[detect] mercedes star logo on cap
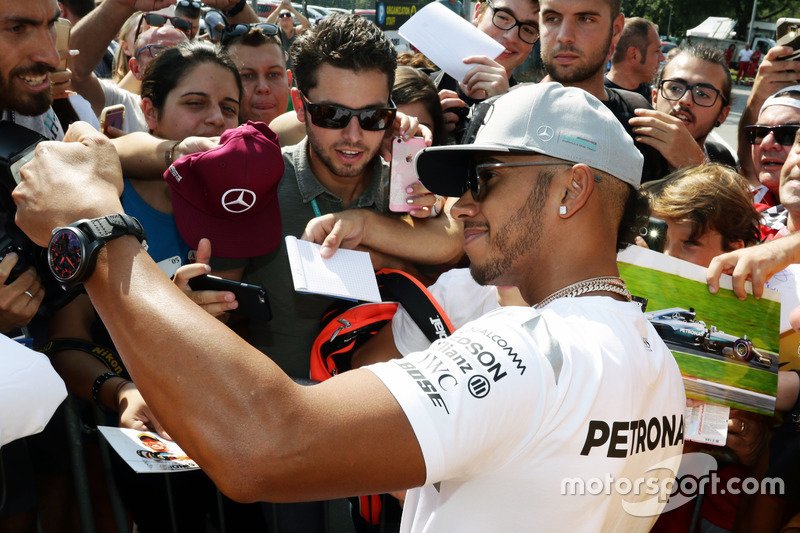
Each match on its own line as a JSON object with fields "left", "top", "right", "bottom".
{"left": 537, "top": 125, "right": 554, "bottom": 142}
{"left": 221, "top": 189, "right": 257, "bottom": 213}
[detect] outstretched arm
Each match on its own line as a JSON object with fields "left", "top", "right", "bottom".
{"left": 302, "top": 202, "right": 463, "bottom": 264}
{"left": 14, "top": 122, "right": 425, "bottom": 503}
{"left": 707, "top": 232, "right": 800, "bottom": 299}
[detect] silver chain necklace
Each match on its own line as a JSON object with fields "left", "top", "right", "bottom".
{"left": 534, "top": 276, "right": 632, "bottom": 309}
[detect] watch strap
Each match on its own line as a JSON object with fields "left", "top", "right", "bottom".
{"left": 75, "top": 214, "right": 146, "bottom": 244}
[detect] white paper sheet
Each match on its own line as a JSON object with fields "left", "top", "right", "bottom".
{"left": 399, "top": 2, "right": 505, "bottom": 83}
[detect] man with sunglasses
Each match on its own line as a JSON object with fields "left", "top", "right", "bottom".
{"left": 743, "top": 87, "right": 800, "bottom": 208}
{"left": 265, "top": 0, "right": 311, "bottom": 72}
{"left": 629, "top": 44, "right": 736, "bottom": 171}
{"left": 737, "top": 44, "right": 800, "bottom": 205}
{"left": 12, "top": 82, "right": 685, "bottom": 532}
{"left": 206, "top": 13, "right": 459, "bottom": 530}
{"left": 435, "top": 0, "right": 538, "bottom": 141}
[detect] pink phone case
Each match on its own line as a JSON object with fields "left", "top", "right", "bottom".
{"left": 389, "top": 137, "right": 426, "bottom": 212}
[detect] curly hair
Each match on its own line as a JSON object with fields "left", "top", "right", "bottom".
{"left": 643, "top": 164, "right": 761, "bottom": 250}
{"left": 290, "top": 13, "right": 396, "bottom": 95}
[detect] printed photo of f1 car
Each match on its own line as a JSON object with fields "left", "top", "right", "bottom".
{"left": 645, "top": 307, "right": 776, "bottom": 371}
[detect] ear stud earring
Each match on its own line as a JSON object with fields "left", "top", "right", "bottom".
{"left": 559, "top": 205, "right": 567, "bottom": 215}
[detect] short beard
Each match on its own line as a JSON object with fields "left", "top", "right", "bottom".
{"left": 306, "top": 128, "right": 378, "bottom": 179}
{"left": 0, "top": 64, "right": 55, "bottom": 116}
{"left": 542, "top": 30, "right": 613, "bottom": 85}
{"left": 469, "top": 173, "right": 551, "bottom": 285}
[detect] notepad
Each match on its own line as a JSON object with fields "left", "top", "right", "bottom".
{"left": 399, "top": 2, "right": 505, "bottom": 83}
{"left": 285, "top": 236, "right": 382, "bottom": 303}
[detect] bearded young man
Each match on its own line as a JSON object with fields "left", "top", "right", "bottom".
{"left": 15, "top": 82, "right": 684, "bottom": 531}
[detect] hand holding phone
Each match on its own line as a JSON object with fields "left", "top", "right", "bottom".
{"left": 55, "top": 18, "right": 71, "bottom": 72}
{"left": 389, "top": 137, "right": 427, "bottom": 212}
{"left": 777, "top": 18, "right": 800, "bottom": 61}
{"left": 99, "top": 105, "right": 126, "bottom": 136}
{"left": 188, "top": 274, "right": 272, "bottom": 321}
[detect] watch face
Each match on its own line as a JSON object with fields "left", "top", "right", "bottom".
{"left": 48, "top": 228, "right": 84, "bottom": 282}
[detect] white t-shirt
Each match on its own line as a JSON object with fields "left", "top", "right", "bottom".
{"left": 739, "top": 48, "right": 755, "bottom": 63}
{"left": 0, "top": 334, "right": 67, "bottom": 446}
{"left": 369, "top": 297, "right": 686, "bottom": 532}
{"left": 2, "top": 108, "right": 64, "bottom": 140}
{"left": 100, "top": 79, "right": 148, "bottom": 134}
{"left": 392, "top": 268, "right": 500, "bottom": 355}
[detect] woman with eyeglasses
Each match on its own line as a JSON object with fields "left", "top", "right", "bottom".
{"left": 265, "top": 0, "right": 312, "bottom": 71}
{"left": 47, "top": 40, "right": 268, "bottom": 532}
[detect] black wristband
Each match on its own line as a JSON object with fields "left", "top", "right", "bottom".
{"left": 91, "top": 372, "right": 119, "bottom": 406}
{"left": 225, "top": 0, "right": 247, "bottom": 17}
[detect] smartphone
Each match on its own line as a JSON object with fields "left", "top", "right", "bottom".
{"left": 639, "top": 217, "right": 668, "bottom": 253}
{"left": 389, "top": 137, "right": 427, "bottom": 212}
{"left": 188, "top": 274, "right": 272, "bottom": 321}
{"left": 777, "top": 18, "right": 800, "bottom": 61}
{"left": 99, "top": 104, "right": 126, "bottom": 136}
{"left": 55, "top": 18, "right": 71, "bottom": 71}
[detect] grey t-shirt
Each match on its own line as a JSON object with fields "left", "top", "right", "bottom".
{"left": 211, "top": 138, "right": 390, "bottom": 378}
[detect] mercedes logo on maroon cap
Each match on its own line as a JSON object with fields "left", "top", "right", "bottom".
{"left": 221, "top": 189, "right": 257, "bottom": 213}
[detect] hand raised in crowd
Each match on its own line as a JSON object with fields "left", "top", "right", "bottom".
{"left": 14, "top": 122, "right": 124, "bottom": 247}
{"left": 629, "top": 108, "right": 706, "bottom": 169}
{"left": 404, "top": 182, "right": 444, "bottom": 219}
{"left": 0, "top": 254, "right": 44, "bottom": 334}
{"left": 707, "top": 232, "right": 800, "bottom": 300}
{"left": 172, "top": 136, "right": 221, "bottom": 162}
{"left": 438, "top": 88, "right": 467, "bottom": 136}
{"left": 378, "top": 111, "right": 432, "bottom": 163}
{"left": 50, "top": 69, "right": 73, "bottom": 101}
{"left": 117, "top": 381, "right": 171, "bottom": 439}
{"left": 173, "top": 238, "right": 239, "bottom": 317}
{"left": 459, "top": 55, "right": 510, "bottom": 100}
{"left": 749, "top": 45, "right": 800, "bottom": 110}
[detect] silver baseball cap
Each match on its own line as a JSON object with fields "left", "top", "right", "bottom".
{"left": 415, "top": 82, "right": 643, "bottom": 197}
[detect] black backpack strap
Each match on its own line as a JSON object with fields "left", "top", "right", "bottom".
{"left": 376, "top": 269, "right": 455, "bottom": 342}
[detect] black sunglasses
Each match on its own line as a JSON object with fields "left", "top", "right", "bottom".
{"left": 466, "top": 161, "right": 572, "bottom": 200}
{"left": 299, "top": 92, "right": 397, "bottom": 131}
{"left": 278, "top": 12, "right": 293, "bottom": 18}
{"left": 745, "top": 124, "right": 800, "bottom": 146}
{"left": 135, "top": 13, "right": 193, "bottom": 42}
{"left": 176, "top": 0, "right": 202, "bottom": 9}
{"left": 204, "top": 10, "right": 278, "bottom": 43}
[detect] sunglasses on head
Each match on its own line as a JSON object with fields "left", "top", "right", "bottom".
{"left": 136, "top": 12, "right": 193, "bottom": 42}
{"left": 204, "top": 10, "right": 278, "bottom": 43}
{"left": 745, "top": 124, "right": 800, "bottom": 146}
{"left": 176, "top": 0, "right": 203, "bottom": 10}
{"left": 299, "top": 92, "right": 397, "bottom": 131}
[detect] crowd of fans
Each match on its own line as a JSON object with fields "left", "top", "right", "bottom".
{"left": 4, "top": 0, "right": 800, "bottom": 531}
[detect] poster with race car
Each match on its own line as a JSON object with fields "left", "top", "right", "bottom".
{"left": 617, "top": 246, "right": 780, "bottom": 417}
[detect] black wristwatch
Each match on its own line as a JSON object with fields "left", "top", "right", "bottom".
{"left": 224, "top": 0, "right": 247, "bottom": 17}
{"left": 48, "top": 214, "right": 146, "bottom": 287}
